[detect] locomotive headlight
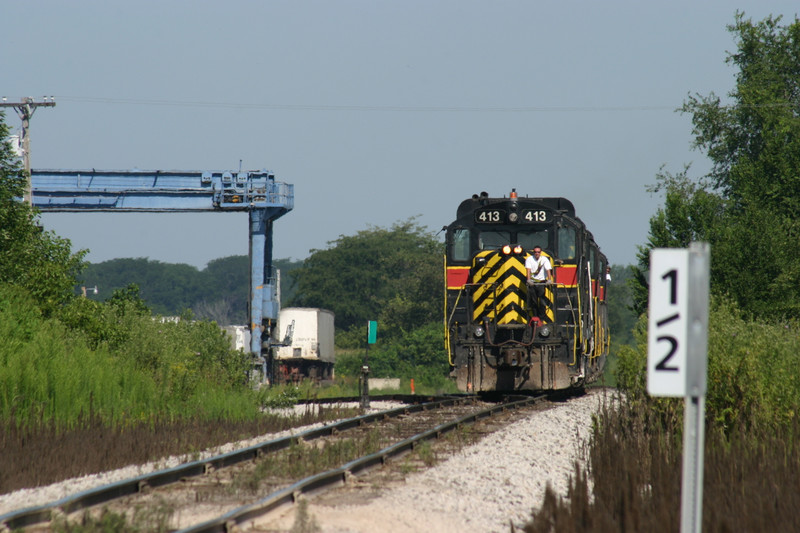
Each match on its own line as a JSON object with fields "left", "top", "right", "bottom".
{"left": 538, "top": 325, "right": 551, "bottom": 338}
{"left": 502, "top": 245, "right": 512, "bottom": 255}
{"left": 474, "top": 325, "right": 485, "bottom": 338}
{"left": 508, "top": 212, "right": 519, "bottom": 223}
{"left": 513, "top": 245, "right": 523, "bottom": 254}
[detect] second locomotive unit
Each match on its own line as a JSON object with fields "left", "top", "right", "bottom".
{"left": 444, "top": 190, "right": 609, "bottom": 393}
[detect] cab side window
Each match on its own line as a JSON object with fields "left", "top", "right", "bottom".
{"left": 558, "top": 226, "right": 576, "bottom": 261}
{"left": 451, "top": 228, "right": 471, "bottom": 262}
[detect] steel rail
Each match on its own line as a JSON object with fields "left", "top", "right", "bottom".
{"left": 178, "top": 395, "right": 544, "bottom": 533}
{"left": 0, "top": 396, "right": 466, "bottom": 531}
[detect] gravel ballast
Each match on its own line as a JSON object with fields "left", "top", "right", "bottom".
{"left": 1, "top": 391, "right": 611, "bottom": 532}
{"left": 266, "top": 389, "right": 611, "bottom": 532}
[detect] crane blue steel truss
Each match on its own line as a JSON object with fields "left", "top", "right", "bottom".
{"left": 31, "top": 168, "right": 294, "bottom": 382}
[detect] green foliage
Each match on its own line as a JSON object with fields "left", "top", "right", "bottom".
{"left": 256, "top": 384, "right": 302, "bottom": 409}
{"left": 711, "top": 207, "right": 800, "bottom": 318}
{"left": 684, "top": 13, "right": 800, "bottom": 217}
{"left": 632, "top": 14, "right": 800, "bottom": 321}
{"left": 106, "top": 283, "right": 151, "bottom": 316}
{"left": 56, "top": 295, "right": 126, "bottom": 350}
{"left": 630, "top": 168, "right": 726, "bottom": 315}
{"left": 334, "top": 351, "right": 365, "bottom": 380}
{"left": 613, "top": 315, "right": 649, "bottom": 402}
{"left": 334, "top": 322, "right": 450, "bottom": 389}
{"left": 287, "top": 219, "right": 443, "bottom": 335}
{"left": 0, "top": 112, "right": 86, "bottom": 316}
{"left": 704, "top": 299, "right": 800, "bottom": 430}
{"left": 615, "top": 297, "right": 800, "bottom": 431}
{"left": 0, "top": 284, "right": 155, "bottom": 426}
{"left": 606, "top": 264, "right": 637, "bottom": 346}
{"left": 80, "top": 255, "right": 304, "bottom": 325}
{"left": 0, "top": 282, "right": 260, "bottom": 428}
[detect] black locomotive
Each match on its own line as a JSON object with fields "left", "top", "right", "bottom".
{"left": 444, "top": 190, "right": 609, "bottom": 392}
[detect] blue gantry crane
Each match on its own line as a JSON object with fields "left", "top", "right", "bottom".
{"left": 31, "top": 168, "right": 294, "bottom": 382}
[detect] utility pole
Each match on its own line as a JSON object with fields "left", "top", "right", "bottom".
{"left": 1, "top": 96, "right": 56, "bottom": 204}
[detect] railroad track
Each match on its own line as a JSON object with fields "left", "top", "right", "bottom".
{"left": 0, "top": 393, "right": 547, "bottom": 532}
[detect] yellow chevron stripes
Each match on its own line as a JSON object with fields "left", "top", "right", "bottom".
{"left": 471, "top": 251, "right": 528, "bottom": 325}
{"left": 539, "top": 285, "right": 555, "bottom": 323}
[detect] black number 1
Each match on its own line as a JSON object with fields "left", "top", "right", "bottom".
{"left": 662, "top": 269, "right": 678, "bottom": 305}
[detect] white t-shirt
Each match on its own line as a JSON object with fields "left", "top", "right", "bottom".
{"left": 525, "top": 254, "right": 552, "bottom": 281}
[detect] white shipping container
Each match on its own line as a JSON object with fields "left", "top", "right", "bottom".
{"left": 276, "top": 308, "right": 335, "bottom": 363}
{"left": 223, "top": 325, "right": 251, "bottom": 352}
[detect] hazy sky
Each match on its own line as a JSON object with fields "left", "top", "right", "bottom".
{"left": 4, "top": 1, "right": 798, "bottom": 269}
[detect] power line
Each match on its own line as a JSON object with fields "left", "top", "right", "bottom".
{"left": 53, "top": 96, "right": 677, "bottom": 113}
{"left": 54, "top": 95, "right": 796, "bottom": 113}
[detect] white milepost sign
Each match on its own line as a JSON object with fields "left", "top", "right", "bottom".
{"left": 648, "top": 248, "right": 689, "bottom": 397}
{"left": 648, "top": 243, "right": 710, "bottom": 533}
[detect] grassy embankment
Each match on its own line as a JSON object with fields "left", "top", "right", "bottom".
{"left": 0, "top": 285, "right": 357, "bottom": 494}
{"left": 523, "top": 298, "right": 800, "bottom": 532}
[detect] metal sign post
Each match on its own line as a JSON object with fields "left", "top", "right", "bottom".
{"left": 648, "top": 242, "right": 710, "bottom": 533}
{"left": 361, "top": 321, "right": 377, "bottom": 409}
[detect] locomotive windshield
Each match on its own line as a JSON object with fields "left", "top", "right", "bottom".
{"left": 478, "top": 230, "right": 511, "bottom": 250}
{"left": 517, "top": 228, "right": 550, "bottom": 251}
{"left": 477, "top": 228, "right": 551, "bottom": 252}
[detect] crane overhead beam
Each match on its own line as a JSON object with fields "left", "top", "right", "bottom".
{"left": 30, "top": 168, "right": 294, "bottom": 383}
{"left": 31, "top": 169, "right": 293, "bottom": 212}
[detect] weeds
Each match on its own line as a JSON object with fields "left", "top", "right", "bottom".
{"left": 415, "top": 441, "right": 436, "bottom": 467}
{"left": 522, "top": 396, "right": 800, "bottom": 532}
{"left": 290, "top": 499, "right": 320, "bottom": 533}
{"left": 51, "top": 500, "right": 173, "bottom": 533}
{"left": 230, "top": 429, "right": 385, "bottom": 494}
{"left": 0, "top": 406, "right": 359, "bottom": 494}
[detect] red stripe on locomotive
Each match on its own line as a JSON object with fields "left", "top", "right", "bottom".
{"left": 446, "top": 267, "right": 470, "bottom": 289}
{"left": 554, "top": 265, "right": 577, "bottom": 286}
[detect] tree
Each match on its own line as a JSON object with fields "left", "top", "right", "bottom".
{"left": 633, "top": 13, "right": 800, "bottom": 319}
{"left": 683, "top": 13, "right": 800, "bottom": 218}
{"left": 606, "top": 264, "right": 637, "bottom": 346}
{"left": 631, "top": 168, "right": 726, "bottom": 315}
{"left": 0, "top": 112, "right": 86, "bottom": 314}
{"left": 80, "top": 255, "right": 304, "bottom": 325}
{"left": 80, "top": 258, "right": 200, "bottom": 316}
{"left": 288, "top": 219, "right": 443, "bottom": 335}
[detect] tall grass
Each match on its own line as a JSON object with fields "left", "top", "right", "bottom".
{"left": 0, "top": 284, "right": 262, "bottom": 430}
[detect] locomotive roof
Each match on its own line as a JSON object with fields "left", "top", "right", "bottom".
{"left": 456, "top": 195, "right": 576, "bottom": 220}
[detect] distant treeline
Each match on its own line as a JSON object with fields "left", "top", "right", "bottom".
{"left": 78, "top": 256, "right": 303, "bottom": 325}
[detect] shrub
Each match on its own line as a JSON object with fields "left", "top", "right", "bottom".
{"left": 614, "top": 297, "right": 800, "bottom": 431}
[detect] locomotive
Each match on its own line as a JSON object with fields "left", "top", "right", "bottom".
{"left": 444, "top": 190, "right": 609, "bottom": 393}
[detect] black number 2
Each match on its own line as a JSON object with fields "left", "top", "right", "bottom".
{"left": 655, "top": 335, "right": 679, "bottom": 371}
